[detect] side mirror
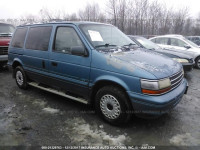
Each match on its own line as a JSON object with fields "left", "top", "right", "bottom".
{"left": 184, "top": 45, "right": 191, "bottom": 49}
{"left": 71, "top": 46, "right": 88, "bottom": 56}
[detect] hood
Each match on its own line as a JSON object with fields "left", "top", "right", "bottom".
{"left": 0, "top": 37, "right": 11, "bottom": 46}
{"left": 155, "top": 48, "right": 193, "bottom": 59}
{"left": 110, "top": 48, "right": 182, "bottom": 79}
{"left": 188, "top": 47, "right": 200, "bottom": 53}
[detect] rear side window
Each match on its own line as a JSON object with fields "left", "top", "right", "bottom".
{"left": 25, "top": 26, "right": 52, "bottom": 51}
{"left": 155, "top": 38, "right": 168, "bottom": 45}
{"left": 11, "top": 28, "right": 27, "bottom": 48}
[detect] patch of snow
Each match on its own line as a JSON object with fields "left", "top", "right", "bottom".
{"left": 32, "top": 100, "right": 47, "bottom": 107}
{"left": 130, "top": 61, "right": 164, "bottom": 72}
{"left": 99, "top": 125, "right": 104, "bottom": 129}
{"left": 170, "top": 133, "right": 200, "bottom": 146}
{"left": 65, "top": 117, "right": 127, "bottom": 146}
{"left": 15, "top": 91, "right": 22, "bottom": 95}
{"left": 43, "top": 107, "right": 60, "bottom": 114}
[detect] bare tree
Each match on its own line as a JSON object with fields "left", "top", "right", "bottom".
{"left": 118, "top": 0, "right": 127, "bottom": 32}
{"left": 39, "top": 7, "right": 63, "bottom": 22}
{"left": 3, "top": 0, "right": 200, "bottom": 36}
{"left": 107, "top": 0, "right": 119, "bottom": 26}
{"left": 78, "top": 3, "right": 100, "bottom": 21}
{"left": 171, "top": 7, "right": 189, "bottom": 34}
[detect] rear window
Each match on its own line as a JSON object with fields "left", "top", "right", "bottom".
{"left": 0, "top": 24, "right": 15, "bottom": 34}
{"left": 25, "top": 26, "right": 52, "bottom": 51}
{"left": 11, "top": 28, "right": 27, "bottom": 48}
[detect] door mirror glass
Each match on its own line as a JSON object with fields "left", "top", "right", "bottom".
{"left": 71, "top": 46, "right": 87, "bottom": 56}
{"left": 184, "top": 45, "right": 191, "bottom": 49}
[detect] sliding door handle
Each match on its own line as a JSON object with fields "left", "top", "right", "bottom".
{"left": 51, "top": 62, "right": 58, "bottom": 67}
{"left": 42, "top": 60, "right": 45, "bottom": 69}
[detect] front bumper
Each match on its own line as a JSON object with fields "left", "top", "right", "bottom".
{"left": 127, "top": 78, "right": 188, "bottom": 115}
{"left": 182, "top": 62, "right": 194, "bottom": 72}
{"left": 0, "top": 55, "right": 8, "bottom": 62}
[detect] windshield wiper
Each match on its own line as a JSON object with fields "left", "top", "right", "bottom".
{"left": 149, "top": 48, "right": 155, "bottom": 50}
{"left": 123, "top": 43, "right": 137, "bottom": 47}
{"left": 94, "top": 43, "right": 117, "bottom": 48}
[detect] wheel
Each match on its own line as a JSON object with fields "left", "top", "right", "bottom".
{"left": 195, "top": 56, "right": 200, "bottom": 69}
{"left": 14, "top": 66, "right": 28, "bottom": 89}
{"left": 95, "top": 86, "right": 132, "bottom": 125}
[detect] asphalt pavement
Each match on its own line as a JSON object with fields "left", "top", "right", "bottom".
{"left": 0, "top": 69, "right": 199, "bottom": 150}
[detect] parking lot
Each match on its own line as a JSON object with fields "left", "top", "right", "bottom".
{"left": 0, "top": 68, "right": 200, "bottom": 149}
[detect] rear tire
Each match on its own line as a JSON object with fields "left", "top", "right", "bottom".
{"left": 14, "top": 66, "right": 28, "bottom": 89}
{"left": 95, "top": 86, "right": 132, "bottom": 125}
{"left": 195, "top": 56, "right": 200, "bottom": 69}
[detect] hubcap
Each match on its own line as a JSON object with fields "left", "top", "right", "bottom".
{"left": 100, "top": 94, "right": 121, "bottom": 120}
{"left": 16, "top": 71, "right": 23, "bottom": 86}
{"left": 198, "top": 59, "right": 200, "bottom": 68}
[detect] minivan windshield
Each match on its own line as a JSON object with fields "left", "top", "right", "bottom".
{"left": 0, "top": 24, "right": 15, "bottom": 35}
{"left": 79, "top": 24, "right": 136, "bottom": 49}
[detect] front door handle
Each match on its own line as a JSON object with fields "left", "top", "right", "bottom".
{"left": 51, "top": 62, "right": 58, "bottom": 67}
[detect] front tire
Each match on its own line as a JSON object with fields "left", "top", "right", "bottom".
{"left": 15, "top": 66, "right": 28, "bottom": 89}
{"left": 195, "top": 56, "right": 200, "bottom": 69}
{"left": 95, "top": 86, "right": 132, "bottom": 125}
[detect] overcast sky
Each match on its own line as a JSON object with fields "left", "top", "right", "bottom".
{"left": 0, "top": 0, "right": 199, "bottom": 19}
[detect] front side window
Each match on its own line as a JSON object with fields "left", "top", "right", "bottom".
{"left": 11, "top": 27, "right": 27, "bottom": 48}
{"left": 170, "top": 38, "right": 186, "bottom": 47}
{"left": 53, "top": 27, "right": 84, "bottom": 54}
{"left": 25, "top": 26, "right": 52, "bottom": 51}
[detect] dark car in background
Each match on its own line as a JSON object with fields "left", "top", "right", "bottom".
{"left": 128, "top": 35, "right": 194, "bottom": 72}
{"left": 186, "top": 36, "right": 200, "bottom": 46}
{"left": 0, "top": 23, "right": 15, "bottom": 68}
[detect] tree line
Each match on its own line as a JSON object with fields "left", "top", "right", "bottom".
{"left": 3, "top": 0, "right": 200, "bottom": 36}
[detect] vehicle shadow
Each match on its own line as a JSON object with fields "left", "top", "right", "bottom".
{"left": 0, "top": 66, "right": 9, "bottom": 73}
{"left": 28, "top": 85, "right": 174, "bottom": 129}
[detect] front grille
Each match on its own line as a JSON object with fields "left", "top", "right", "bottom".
{"left": 170, "top": 70, "right": 184, "bottom": 90}
{"left": 0, "top": 47, "right": 8, "bottom": 55}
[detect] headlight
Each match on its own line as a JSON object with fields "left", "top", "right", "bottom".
{"left": 141, "top": 78, "right": 171, "bottom": 95}
{"left": 173, "top": 58, "right": 189, "bottom": 63}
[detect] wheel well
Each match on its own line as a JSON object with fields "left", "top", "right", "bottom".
{"left": 195, "top": 55, "right": 200, "bottom": 60}
{"left": 12, "top": 61, "right": 22, "bottom": 69}
{"left": 12, "top": 61, "right": 22, "bottom": 78}
{"left": 90, "top": 80, "right": 130, "bottom": 105}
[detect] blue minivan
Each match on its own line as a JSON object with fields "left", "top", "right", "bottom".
{"left": 8, "top": 22, "right": 188, "bottom": 125}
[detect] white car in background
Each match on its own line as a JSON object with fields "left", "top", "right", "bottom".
{"left": 150, "top": 35, "right": 200, "bottom": 69}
